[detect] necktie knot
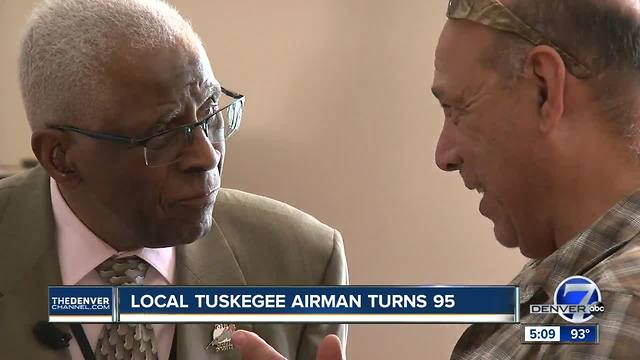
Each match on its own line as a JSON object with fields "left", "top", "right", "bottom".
{"left": 96, "top": 256, "right": 150, "bottom": 285}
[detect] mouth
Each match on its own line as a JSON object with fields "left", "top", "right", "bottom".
{"left": 460, "top": 171, "right": 484, "bottom": 195}
{"left": 174, "top": 187, "right": 220, "bottom": 207}
{"left": 463, "top": 179, "right": 485, "bottom": 195}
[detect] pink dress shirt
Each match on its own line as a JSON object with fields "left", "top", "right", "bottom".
{"left": 51, "top": 178, "right": 176, "bottom": 360}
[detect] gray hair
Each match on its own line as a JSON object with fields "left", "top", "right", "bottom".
{"left": 19, "top": 0, "right": 203, "bottom": 130}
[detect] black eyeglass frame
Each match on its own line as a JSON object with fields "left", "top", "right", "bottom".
{"left": 48, "top": 87, "right": 245, "bottom": 148}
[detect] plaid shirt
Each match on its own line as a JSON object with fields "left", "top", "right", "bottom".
{"left": 451, "top": 192, "right": 640, "bottom": 360}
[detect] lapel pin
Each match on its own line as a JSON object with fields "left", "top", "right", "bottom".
{"left": 205, "top": 324, "right": 236, "bottom": 352}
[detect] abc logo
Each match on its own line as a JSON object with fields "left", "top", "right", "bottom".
{"left": 554, "top": 276, "right": 602, "bottom": 323}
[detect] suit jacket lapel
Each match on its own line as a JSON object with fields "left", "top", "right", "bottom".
{"left": 175, "top": 217, "right": 252, "bottom": 359}
{"left": 0, "top": 167, "right": 69, "bottom": 359}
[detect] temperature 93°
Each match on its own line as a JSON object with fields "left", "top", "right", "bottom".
{"left": 571, "top": 328, "right": 591, "bottom": 340}
{"left": 433, "top": 294, "right": 456, "bottom": 309}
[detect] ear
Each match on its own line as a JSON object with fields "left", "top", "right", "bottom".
{"left": 31, "top": 129, "right": 81, "bottom": 186}
{"left": 523, "top": 45, "right": 567, "bottom": 133}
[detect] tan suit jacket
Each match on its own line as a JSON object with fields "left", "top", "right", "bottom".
{"left": 0, "top": 167, "right": 348, "bottom": 359}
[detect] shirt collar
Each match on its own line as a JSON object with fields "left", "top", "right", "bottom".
{"left": 512, "top": 190, "right": 640, "bottom": 303}
{"left": 51, "top": 178, "right": 174, "bottom": 285}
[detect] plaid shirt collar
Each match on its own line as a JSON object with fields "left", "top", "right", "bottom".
{"left": 511, "top": 191, "right": 640, "bottom": 304}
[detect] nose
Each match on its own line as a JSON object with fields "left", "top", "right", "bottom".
{"left": 435, "top": 121, "right": 462, "bottom": 171}
{"left": 179, "top": 126, "right": 222, "bottom": 173}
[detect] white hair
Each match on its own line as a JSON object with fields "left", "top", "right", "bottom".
{"left": 19, "top": 0, "right": 203, "bottom": 129}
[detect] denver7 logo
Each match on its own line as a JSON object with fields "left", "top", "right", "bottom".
{"left": 554, "top": 276, "right": 602, "bottom": 323}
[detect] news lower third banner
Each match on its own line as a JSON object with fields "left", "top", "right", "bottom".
{"left": 49, "top": 286, "right": 519, "bottom": 324}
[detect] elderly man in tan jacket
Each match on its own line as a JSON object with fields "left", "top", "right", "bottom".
{"left": 0, "top": 1, "right": 347, "bottom": 359}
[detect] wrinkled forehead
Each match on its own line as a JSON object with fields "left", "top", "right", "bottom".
{"left": 433, "top": 20, "right": 500, "bottom": 98}
{"left": 106, "top": 40, "right": 219, "bottom": 103}
{"left": 435, "top": 21, "right": 494, "bottom": 73}
{"left": 86, "top": 39, "right": 220, "bottom": 131}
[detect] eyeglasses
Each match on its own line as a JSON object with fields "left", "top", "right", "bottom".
{"left": 446, "top": 0, "right": 591, "bottom": 79}
{"left": 49, "top": 87, "right": 245, "bottom": 167}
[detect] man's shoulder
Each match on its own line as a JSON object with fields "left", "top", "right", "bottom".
{"left": 209, "top": 188, "right": 342, "bottom": 284}
{"left": 588, "top": 236, "right": 640, "bottom": 297}
{"left": 0, "top": 168, "right": 48, "bottom": 221}
{"left": 215, "top": 188, "right": 335, "bottom": 238}
{"left": 0, "top": 168, "right": 34, "bottom": 193}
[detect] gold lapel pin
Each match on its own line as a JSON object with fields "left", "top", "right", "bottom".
{"left": 205, "top": 324, "right": 236, "bottom": 352}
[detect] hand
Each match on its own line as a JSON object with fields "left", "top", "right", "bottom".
{"left": 232, "top": 330, "right": 343, "bottom": 360}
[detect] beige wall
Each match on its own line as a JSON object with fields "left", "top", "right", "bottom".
{"left": 0, "top": 1, "right": 527, "bottom": 358}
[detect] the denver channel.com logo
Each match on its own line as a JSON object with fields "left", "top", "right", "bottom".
{"left": 530, "top": 275, "right": 605, "bottom": 323}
